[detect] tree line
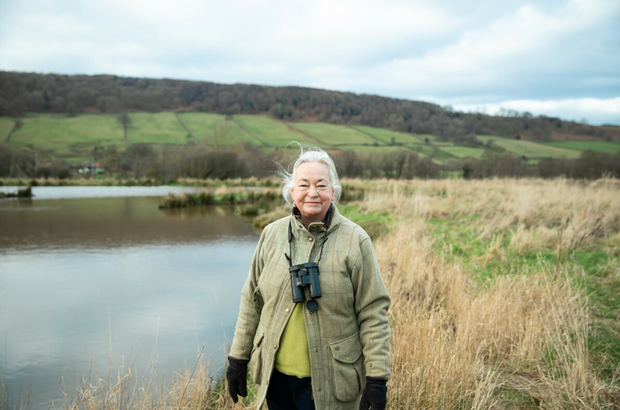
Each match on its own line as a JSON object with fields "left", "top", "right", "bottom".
{"left": 1, "top": 141, "right": 618, "bottom": 181}
{"left": 0, "top": 71, "right": 614, "bottom": 144}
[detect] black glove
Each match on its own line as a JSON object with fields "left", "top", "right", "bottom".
{"left": 226, "top": 356, "right": 249, "bottom": 403}
{"left": 359, "top": 376, "right": 388, "bottom": 410}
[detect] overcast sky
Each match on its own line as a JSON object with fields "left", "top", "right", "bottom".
{"left": 1, "top": 0, "right": 619, "bottom": 125}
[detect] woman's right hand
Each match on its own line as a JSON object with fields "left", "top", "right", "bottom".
{"left": 226, "top": 356, "right": 250, "bottom": 403}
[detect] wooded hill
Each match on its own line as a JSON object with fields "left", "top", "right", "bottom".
{"left": 1, "top": 70, "right": 617, "bottom": 145}
{"left": 1, "top": 71, "right": 619, "bottom": 181}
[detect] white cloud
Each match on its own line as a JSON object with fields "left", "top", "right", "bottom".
{"left": 326, "top": 0, "right": 620, "bottom": 98}
{"left": 454, "top": 97, "right": 620, "bottom": 125}
{"left": 0, "top": 0, "right": 619, "bottom": 124}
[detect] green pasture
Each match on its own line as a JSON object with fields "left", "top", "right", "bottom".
{"left": 442, "top": 146, "right": 485, "bottom": 159}
{"left": 126, "top": 112, "right": 187, "bottom": 145}
{"left": 418, "top": 144, "right": 458, "bottom": 162}
{"left": 351, "top": 125, "right": 428, "bottom": 145}
{"left": 178, "top": 113, "right": 252, "bottom": 145}
{"left": 177, "top": 112, "right": 227, "bottom": 138}
{"left": 540, "top": 140, "right": 620, "bottom": 153}
{"left": 234, "top": 115, "right": 313, "bottom": 147}
{"left": 8, "top": 114, "right": 124, "bottom": 159}
{"left": 338, "top": 144, "right": 415, "bottom": 154}
{"left": 2, "top": 113, "right": 613, "bottom": 166}
{"left": 1, "top": 116, "right": 15, "bottom": 140}
{"left": 288, "top": 122, "right": 377, "bottom": 147}
{"left": 477, "top": 135, "right": 581, "bottom": 159}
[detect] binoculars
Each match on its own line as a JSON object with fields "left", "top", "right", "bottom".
{"left": 289, "top": 262, "right": 322, "bottom": 304}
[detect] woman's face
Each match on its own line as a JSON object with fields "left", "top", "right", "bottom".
{"left": 290, "top": 161, "right": 335, "bottom": 226}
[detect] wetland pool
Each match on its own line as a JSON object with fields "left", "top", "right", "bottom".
{"left": 0, "top": 186, "right": 260, "bottom": 408}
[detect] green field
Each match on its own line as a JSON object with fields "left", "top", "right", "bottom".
{"left": 234, "top": 115, "right": 313, "bottom": 147}
{"left": 351, "top": 125, "right": 428, "bottom": 145}
{"left": 1, "top": 112, "right": 613, "bottom": 166}
{"left": 126, "top": 112, "right": 187, "bottom": 145}
{"left": 1, "top": 116, "right": 15, "bottom": 140}
{"left": 477, "top": 135, "right": 581, "bottom": 159}
{"left": 8, "top": 114, "right": 124, "bottom": 159}
{"left": 442, "top": 146, "right": 485, "bottom": 159}
{"left": 343, "top": 144, "right": 422, "bottom": 154}
{"left": 178, "top": 113, "right": 252, "bottom": 145}
{"left": 289, "top": 122, "right": 377, "bottom": 147}
{"left": 540, "top": 140, "right": 620, "bottom": 153}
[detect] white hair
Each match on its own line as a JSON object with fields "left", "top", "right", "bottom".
{"left": 279, "top": 144, "right": 342, "bottom": 205}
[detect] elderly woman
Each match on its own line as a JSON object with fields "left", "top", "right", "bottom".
{"left": 227, "top": 146, "right": 391, "bottom": 410}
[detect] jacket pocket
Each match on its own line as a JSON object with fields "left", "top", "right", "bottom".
{"left": 249, "top": 332, "right": 264, "bottom": 385}
{"left": 330, "top": 332, "right": 364, "bottom": 403}
{"left": 252, "top": 286, "right": 264, "bottom": 309}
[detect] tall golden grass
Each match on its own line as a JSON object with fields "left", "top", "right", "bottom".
{"left": 367, "top": 178, "right": 619, "bottom": 409}
{"left": 359, "top": 178, "right": 620, "bottom": 257}
{"left": 378, "top": 223, "right": 609, "bottom": 408}
{"left": 4, "top": 178, "right": 617, "bottom": 409}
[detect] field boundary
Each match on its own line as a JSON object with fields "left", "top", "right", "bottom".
{"left": 284, "top": 122, "right": 340, "bottom": 150}
{"left": 174, "top": 112, "right": 194, "bottom": 139}
{"left": 231, "top": 117, "right": 270, "bottom": 147}
{"left": 348, "top": 125, "right": 388, "bottom": 145}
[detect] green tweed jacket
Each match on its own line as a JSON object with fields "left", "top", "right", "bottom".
{"left": 230, "top": 205, "right": 391, "bottom": 410}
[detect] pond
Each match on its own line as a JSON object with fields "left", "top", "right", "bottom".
{"left": 0, "top": 186, "right": 261, "bottom": 408}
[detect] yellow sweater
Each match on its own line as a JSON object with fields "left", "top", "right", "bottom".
{"left": 275, "top": 302, "right": 311, "bottom": 377}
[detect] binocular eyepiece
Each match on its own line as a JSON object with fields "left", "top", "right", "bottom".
{"left": 289, "top": 262, "right": 321, "bottom": 304}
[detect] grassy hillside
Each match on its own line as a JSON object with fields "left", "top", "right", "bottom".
{"left": 179, "top": 112, "right": 253, "bottom": 145}
{"left": 0, "top": 116, "right": 14, "bottom": 139}
{"left": 8, "top": 114, "right": 125, "bottom": 160}
{"left": 232, "top": 115, "right": 309, "bottom": 147}
{"left": 3, "top": 111, "right": 618, "bottom": 166}
{"left": 540, "top": 140, "right": 620, "bottom": 153}
{"left": 125, "top": 112, "right": 187, "bottom": 145}
{"left": 477, "top": 135, "right": 582, "bottom": 159}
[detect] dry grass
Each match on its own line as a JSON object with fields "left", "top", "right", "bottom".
{"left": 363, "top": 177, "right": 620, "bottom": 409}
{"left": 377, "top": 223, "right": 613, "bottom": 409}
{"left": 62, "top": 178, "right": 620, "bottom": 409}
{"left": 358, "top": 178, "right": 620, "bottom": 256}
{"left": 50, "top": 353, "right": 254, "bottom": 410}
{"left": 4, "top": 177, "right": 618, "bottom": 410}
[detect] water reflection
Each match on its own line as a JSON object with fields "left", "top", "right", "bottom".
{"left": 0, "top": 185, "right": 203, "bottom": 200}
{"left": 0, "top": 189, "right": 261, "bottom": 408}
{"left": 0, "top": 196, "right": 254, "bottom": 251}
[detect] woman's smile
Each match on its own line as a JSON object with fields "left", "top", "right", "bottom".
{"left": 290, "top": 162, "right": 334, "bottom": 226}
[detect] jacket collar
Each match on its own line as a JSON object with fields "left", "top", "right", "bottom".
{"left": 291, "top": 203, "right": 340, "bottom": 236}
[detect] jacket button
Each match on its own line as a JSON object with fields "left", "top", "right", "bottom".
{"left": 285, "top": 308, "right": 290, "bottom": 313}
{"left": 273, "top": 344, "right": 277, "bottom": 349}
{"left": 334, "top": 346, "right": 340, "bottom": 351}
{"left": 308, "top": 237, "right": 314, "bottom": 242}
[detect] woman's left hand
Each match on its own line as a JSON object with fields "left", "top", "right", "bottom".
{"left": 359, "top": 376, "right": 387, "bottom": 410}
